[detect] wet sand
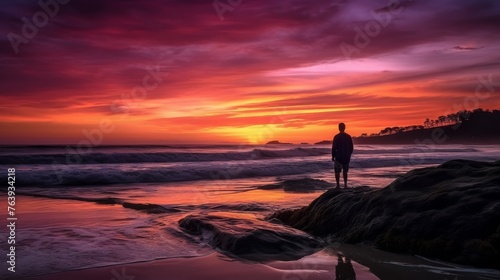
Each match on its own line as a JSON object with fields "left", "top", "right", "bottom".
{"left": 7, "top": 160, "right": 500, "bottom": 279}
{"left": 30, "top": 251, "right": 379, "bottom": 280}
{"left": 28, "top": 245, "right": 500, "bottom": 280}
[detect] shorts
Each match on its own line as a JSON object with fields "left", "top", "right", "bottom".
{"left": 334, "top": 159, "right": 349, "bottom": 173}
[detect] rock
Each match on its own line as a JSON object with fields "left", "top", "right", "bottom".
{"left": 122, "top": 202, "right": 181, "bottom": 214}
{"left": 257, "top": 178, "right": 334, "bottom": 192}
{"left": 179, "top": 214, "right": 322, "bottom": 261}
{"left": 270, "top": 160, "right": 500, "bottom": 269}
{"left": 266, "top": 140, "right": 292, "bottom": 145}
{"left": 314, "top": 140, "right": 332, "bottom": 145}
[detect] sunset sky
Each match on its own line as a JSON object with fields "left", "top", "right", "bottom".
{"left": 1, "top": 0, "right": 500, "bottom": 144}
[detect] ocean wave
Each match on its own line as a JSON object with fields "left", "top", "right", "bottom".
{"left": 15, "top": 192, "right": 185, "bottom": 213}
{"left": 14, "top": 156, "right": 461, "bottom": 187}
{"left": 1, "top": 147, "right": 331, "bottom": 165}
{"left": 354, "top": 146, "right": 480, "bottom": 154}
{"left": 1, "top": 146, "right": 480, "bottom": 166}
{"left": 200, "top": 203, "right": 270, "bottom": 212}
{"left": 16, "top": 160, "right": 331, "bottom": 187}
{"left": 16, "top": 190, "right": 272, "bottom": 214}
{"left": 15, "top": 192, "right": 124, "bottom": 204}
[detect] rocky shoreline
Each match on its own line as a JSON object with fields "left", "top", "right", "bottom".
{"left": 270, "top": 160, "right": 500, "bottom": 269}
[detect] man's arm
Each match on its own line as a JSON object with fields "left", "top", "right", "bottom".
{"left": 332, "top": 135, "right": 337, "bottom": 161}
{"left": 349, "top": 136, "right": 354, "bottom": 154}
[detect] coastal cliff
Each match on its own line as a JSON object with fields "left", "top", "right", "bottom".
{"left": 270, "top": 160, "right": 500, "bottom": 269}
{"left": 353, "top": 109, "right": 500, "bottom": 144}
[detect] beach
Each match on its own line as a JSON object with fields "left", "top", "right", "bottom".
{"left": 3, "top": 0, "right": 500, "bottom": 278}
{"left": 30, "top": 251, "right": 379, "bottom": 280}
{"left": 2, "top": 144, "right": 500, "bottom": 279}
{"left": 29, "top": 247, "right": 500, "bottom": 280}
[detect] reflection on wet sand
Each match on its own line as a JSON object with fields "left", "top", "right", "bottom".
{"left": 335, "top": 254, "right": 357, "bottom": 280}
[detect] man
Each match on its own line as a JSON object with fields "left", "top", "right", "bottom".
{"left": 332, "top": 122, "right": 354, "bottom": 188}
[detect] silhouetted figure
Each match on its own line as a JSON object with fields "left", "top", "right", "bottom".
{"left": 335, "top": 254, "right": 345, "bottom": 280}
{"left": 332, "top": 123, "right": 354, "bottom": 188}
{"left": 335, "top": 255, "right": 356, "bottom": 280}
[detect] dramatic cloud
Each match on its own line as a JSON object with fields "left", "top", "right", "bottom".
{"left": 1, "top": 0, "right": 499, "bottom": 144}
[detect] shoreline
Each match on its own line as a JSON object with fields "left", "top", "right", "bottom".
{"left": 25, "top": 246, "right": 500, "bottom": 280}
{"left": 24, "top": 249, "right": 383, "bottom": 280}
{"left": 3, "top": 156, "right": 500, "bottom": 278}
{"left": 27, "top": 252, "right": 338, "bottom": 280}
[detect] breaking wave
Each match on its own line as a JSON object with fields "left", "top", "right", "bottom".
{"left": 0, "top": 147, "right": 329, "bottom": 165}
{"left": 16, "top": 156, "right": 456, "bottom": 187}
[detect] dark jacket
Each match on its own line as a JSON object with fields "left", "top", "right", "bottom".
{"left": 332, "top": 132, "right": 353, "bottom": 164}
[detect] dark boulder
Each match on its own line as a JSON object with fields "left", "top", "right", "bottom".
{"left": 270, "top": 160, "right": 500, "bottom": 269}
{"left": 179, "top": 214, "right": 322, "bottom": 261}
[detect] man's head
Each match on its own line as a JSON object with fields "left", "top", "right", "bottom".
{"left": 339, "top": 122, "right": 346, "bottom": 132}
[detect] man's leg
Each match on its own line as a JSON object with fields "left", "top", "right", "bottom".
{"left": 334, "top": 160, "right": 341, "bottom": 188}
{"left": 343, "top": 169, "right": 348, "bottom": 188}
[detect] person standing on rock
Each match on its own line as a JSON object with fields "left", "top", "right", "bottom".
{"left": 332, "top": 122, "right": 354, "bottom": 188}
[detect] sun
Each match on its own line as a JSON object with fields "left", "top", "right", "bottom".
{"left": 204, "top": 124, "right": 282, "bottom": 144}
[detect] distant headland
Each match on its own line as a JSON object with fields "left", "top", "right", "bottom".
{"left": 268, "top": 109, "right": 499, "bottom": 146}
{"left": 309, "top": 109, "right": 500, "bottom": 145}
{"left": 266, "top": 140, "right": 293, "bottom": 145}
{"left": 353, "top": 109, "right": 500, "bottom": 145}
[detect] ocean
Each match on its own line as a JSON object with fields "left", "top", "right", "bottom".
{"left": 1, "top": 144, "right": 500, "bottom": 278}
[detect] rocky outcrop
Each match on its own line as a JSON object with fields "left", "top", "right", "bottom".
{"left": 266, "top": 140, "right": 292, "bottom": 145}
{"left": 179, "top": 214, "right": 322, "bottom": 261}
{"left": 257, "top": 178, "right": 334, "bottom": 192}
{"left": 270, "top": 160, "right": 500, "bottom": 269}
